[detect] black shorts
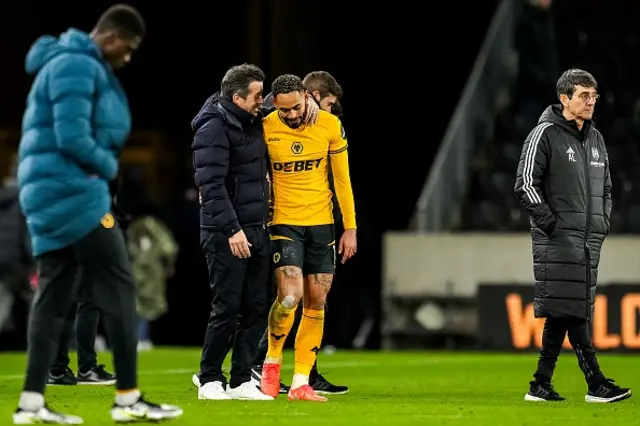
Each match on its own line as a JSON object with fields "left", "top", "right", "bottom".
{"left": 269, "top": 224, "right": 336, "bottom": 274}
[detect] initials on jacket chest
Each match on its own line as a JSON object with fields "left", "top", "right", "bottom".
{"left": 548, "top": 129, "right": 606, "bottom": 195}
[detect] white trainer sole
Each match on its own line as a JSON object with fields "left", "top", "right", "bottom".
{"left": 585, "top": 390, "right": 632, "bottom": 403}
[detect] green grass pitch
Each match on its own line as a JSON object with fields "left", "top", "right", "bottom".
{"left": 0, "top": 348, "right": 637, "bottom": 425}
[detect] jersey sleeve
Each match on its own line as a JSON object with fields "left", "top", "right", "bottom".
{"left": 328, "top": 118, "right": 348, "bottom": 154}
{"left": 328, "top": 118, "right": 356, "bottom": 229}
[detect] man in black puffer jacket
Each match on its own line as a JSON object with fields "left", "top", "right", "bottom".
{"left": 515, "top": 68, "right": 631, "bottom": 403}
{"left": 190, "top": 67, "right": 322, "bottom": 399}
{"left": 191, "top": 64, "right": 273, "bottom": 400}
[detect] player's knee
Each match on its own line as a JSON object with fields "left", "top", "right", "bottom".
{"left": 306, "top": 289, "right": 328, "bottom": 309}
{"left": 279, "top": 294, "right": 300, "bottom": 309}
{"left": 304, "top": 273, "right": 332, "bottom": 309}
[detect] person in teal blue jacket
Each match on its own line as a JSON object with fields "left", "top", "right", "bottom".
{"left": 19, "top": 29, "right": 127, "bottom": 256}
{"left": 13, "top": 4, "right": 183, "bottom": 425}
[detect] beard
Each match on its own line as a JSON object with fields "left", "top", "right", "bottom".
{"left": 284, "top": 117, "right": 303, "bottom": 128}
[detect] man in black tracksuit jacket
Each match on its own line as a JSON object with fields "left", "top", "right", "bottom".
{"left": 192, "top": 64, "right": 273, "bottom": 399}
{"left": 515, "top": 69, "right": 631, "bottom": 403}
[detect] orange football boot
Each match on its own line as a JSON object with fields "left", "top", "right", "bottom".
{"left": 288, "top": 384, "right": 328, "bottom": 402}
{"left": 260, "top": 363, "right": 281, "bottom": 398}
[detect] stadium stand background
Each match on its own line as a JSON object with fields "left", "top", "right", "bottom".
{"left": 386, "top": 0, "right": 640, "bottom": 351}
{"left": 462, "top": 0, "right": 640, "bottom": 233}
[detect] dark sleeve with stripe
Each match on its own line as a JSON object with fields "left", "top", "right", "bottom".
{"left": 603, "top": 145, "right": 612, "bottom": 225}
{"left": 514, "top": 123, "right": 553, "bottom": 217}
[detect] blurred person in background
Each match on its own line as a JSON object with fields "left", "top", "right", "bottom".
{"left": 46, "top": 285, "right": 116, "bottom": 386}
{"left": 251, "top": 71, "right": 350, "bottom": 396}
{"left": 13, "top": 4, "right": 182, "bottom": 424}
{"left": 0, "top": 154, "right": 34, "bottom": 337}
{"left": 514, "top": 69, "right": 631, "bottom": 403}
{"left": 47, "top": 179, "right": 127, "bottom": 386}
{"left": 126, "top": 206, "right": 178, "bottom": 352}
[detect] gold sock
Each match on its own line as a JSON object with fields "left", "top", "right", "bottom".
{"left": 293, "top": 308, "right": 325, "bottom": 377}
{"left": 265, "top": 299, "right": 297, "bottom": 362}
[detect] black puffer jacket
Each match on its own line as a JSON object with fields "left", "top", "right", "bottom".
{"left": 514, "top": 105, "right": 611, "bottom": 320}
{"left": 192, "top": 93, "right": 268, "bottom": 236}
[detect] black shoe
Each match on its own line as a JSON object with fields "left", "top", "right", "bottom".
{"left": 310, "top": 371, "right": 349, "bottom": 395}
{"left": 47, "top": 367, "right": 77, "bottom": 386}
{"left": 78, "top": 364, "right": 117, "bottom": 385}
{"left": 251, "top": 366, "right": 289, "bottom": 394}
{"left": 586, "top": 378, "right": 632, "bottom": 403}
{"left": 525, "top": 380, "right": 565, "bottom": 402}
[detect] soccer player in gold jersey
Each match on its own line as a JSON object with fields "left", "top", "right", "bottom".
{"left": 260, "top": 74, "right": 357, "bottom": 402}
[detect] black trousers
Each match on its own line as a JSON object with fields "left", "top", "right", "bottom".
{"left": 534, "top": 316, "right": 605, "bottom": 386}
{"left": 199, "top": 226, "right": 271, "bottom": 388}
{"left": 51, "top": 274, "right": 100, "bottom": 375}
{"left": 23, "top": 220, "right": 137, "bottom": 394}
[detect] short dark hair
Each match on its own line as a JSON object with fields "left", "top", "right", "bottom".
{"left": 556, "top": 68, "right": 598, "bottom": 99}
{"left": 95, "top": 4, "right": 145, "bottom": 39}
{"left": 271, "top": 74, "right": 304, "bottom": 97}
{"left": 220, "top": 63, "right": 265, "bottom": 100}
{"left": 303, "top": 71, "right": 343, "bottom": 99}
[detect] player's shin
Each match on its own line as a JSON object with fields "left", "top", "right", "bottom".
{"left": 265, "top": 297, "right": 298, "bottom": 363}
{"left": 292, "top": 308, "right": 325, "bottom": 389}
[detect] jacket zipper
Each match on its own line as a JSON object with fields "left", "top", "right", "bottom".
{"left": 582, "top": 133, "right": 591, "bottom": 322}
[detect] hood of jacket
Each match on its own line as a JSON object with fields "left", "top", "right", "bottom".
{"left": 25, "top": 28, "right": 102, "bottom": 75}
{"left": 539, "top": 104, "right": 594, "bottom": 140}
{"left": 191, "top": 92, "right": 258, "bottom": 132}
{"left": 191, "top": 92, "right": 222, "bottom": 132}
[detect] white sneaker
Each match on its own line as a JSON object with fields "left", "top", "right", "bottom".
{"left": 13, "top": 406, "right": 83, "bottom": 424}
{"left": 226, "top": 381, "right": 274, "bottom": 400}
{"left": 110, "top": 395, "right": 182, "bottom": 422}
{"left": 94, "top": 336, "right": 108, "bottom": 352}
{"left": 137, "top": 340, "right": 154, "bottom": 352}
{"left": 192, "top": 373, "right": 201, "bottom": 388}
{"left": 249, "top": 374, "right": 261, "bottom": 390}
{"left": 198, "top": 381, "right": 231, "bottom": 400}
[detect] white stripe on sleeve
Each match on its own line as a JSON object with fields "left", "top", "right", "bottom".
{"left": 522, "top": 123, "right": 553, "bottom": 204}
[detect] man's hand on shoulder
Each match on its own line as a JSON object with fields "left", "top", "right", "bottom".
{"left": 229, "top": 229, "right": 252, "bottom": 258}
{"left": 303, "top": 94, "right": 319, "bottom": 125}
{"left": 338, "top": 228, "right": 357, "bottom": 264}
